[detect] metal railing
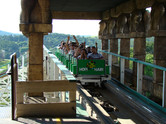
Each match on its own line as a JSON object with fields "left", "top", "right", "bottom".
{"left": 99, "top": 49, "right": 166, "bottom": 108}
{"left": 0, "top": 53, "right": 28, "bottom": 108}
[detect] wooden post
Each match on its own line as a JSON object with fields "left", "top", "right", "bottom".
{"left": 120, "top": 38, "right": 130, "bottom": 68}
{"left": 20, "top": 25, "right": 52, "bottom": 97}
{"left": 110, "top": 38, "right": 118, "bottom": 64}
{"left": 102, "top": 39, "right": 108, "bottom": 63}
{"left": 20, "top": 0, "right": 52, "bottom": 96}
{"left": 28, "top": 33, "right": 43, "bottom": 80}
{"left": 133, "top": 38, "right": 146, "bottom": 87}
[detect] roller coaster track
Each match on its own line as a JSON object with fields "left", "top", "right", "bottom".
{"left": 104, "top": 79, "right": 166, "bottom": 123}
{"left": 80, "top": 79, "right": 166, "bottom": 124}
{"left": 44, "top": 46, "right": 166, "bottom": 123}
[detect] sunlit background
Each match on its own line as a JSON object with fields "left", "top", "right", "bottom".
{"left": 0, "top": 0, "right": 100, "bottom": 36}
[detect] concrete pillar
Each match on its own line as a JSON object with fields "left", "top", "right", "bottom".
{"left": 133, "top": 38, "right": 146, "bottom": 87}
{"left": 20, "top": 24, "right": 52, "bottom": 82}
{"left": 20, "top": 0, "right": 52, "bottom": 97}
{"left": 20, "top": 24, "right": 52, "bottom": 97}
{"left": 110, "top": 38, "right": 119, "bottom": 79}
{"left": 153, "top": 37, "right": 166, "bottom": 99}
{"left": 27, "top": 33, "right": 44, "bottom": 97}
{"left": 102, "top": 39, "right": 108, "bottom": 63}
{"left": 151, "top": 3, "right": 166, "bottom": 101}
{"left": 110, "top": 38, "right": 118, "bottom": 64}
{"left": 29, "top": 33, "right": 44, "bottom": 80}
{"left": 120, "top": 38, "right": 130, "bottom": 68}
{"left": 154, "top": 39, "right": 166, "bottom": 82}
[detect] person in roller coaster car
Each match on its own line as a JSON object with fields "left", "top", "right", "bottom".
{"left": 77, "top": 48, "right": 88, "bottom": 59}
{"left": 87, "top": 43, "right": 103, "bottom": 60}
{"left": 77, "top": 42, "right": 88, "bottom": 60}
{"left": 86, "top": 46, "right": 91, "bottom": 54}
{"left": 68, "top": 42, "right": 76, "bottom": 56}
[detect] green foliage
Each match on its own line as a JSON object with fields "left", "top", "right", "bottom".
{"left": 129, "top": 39, "right": 154, "bottom": 77}
{"left": 0, "top": 59, "right": 10, "bottom": 65}
{"left": 145, "top": 53, "right": 154, "bottom": 64}
{"left": 146, "top": 40, "right": 154, "bottom": 54}
{"left": 0, "top": 33, "right": 101, "bottom": 59}
{"left": 0, "top": 35, "right": 28, "bottom": 59}
{"left": 0, "top": 59, "right": 10, "bottom": 73}
{"left": 144, "top": 40, "right": 154, "bottom": 77}
{"left": 19, "top": 47, "right": 28, "bottom": 54}
{"left": 144, "top": 53, "right": 154, "bottom": 77}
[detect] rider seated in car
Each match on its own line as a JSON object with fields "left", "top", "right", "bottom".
{"left": 87, "top": 46, "right": 103, "bottom": 59}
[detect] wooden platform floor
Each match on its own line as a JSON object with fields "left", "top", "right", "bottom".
{"left": 0, "top": 117, "right": 100, "bottom": 124}
{"left": 0, "top": 107, "right": 11, "bottom": 119}
{"left": 0, "top": 101, "right": 100, "bottom": 124}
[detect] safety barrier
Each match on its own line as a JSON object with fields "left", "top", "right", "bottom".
{"left": 15, "top": 80, "right": 76, "bottom": 118}
{"left": 12, "top": 46, "right": 77, "bottom": 118}
{"left": 99, "top": 50, "right": 166, "bottom": 108}
{"left": 0, "top": 53, "right": 27, "bottom": 108}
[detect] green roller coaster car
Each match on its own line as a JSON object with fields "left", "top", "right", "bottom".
{"left": 55, "top": 50, "right": 110, "bottom": 86}
{"left": 73, "top": 59, "right": 109, "bottom": 75}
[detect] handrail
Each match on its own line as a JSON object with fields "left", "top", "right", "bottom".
{"left": 99, "top": 50, "right": 166, "bottom": 71}
{"left": 44, "top": 46, "right": 76, "bottom": 81}
{"left": 0, "top": 73, "right": 7, "bottom": 78}
{"left": 6, "top": 66, "right": 11, "bottom": 75}
{"left": 99, "top": 49, "right": 166, "bottom": 108}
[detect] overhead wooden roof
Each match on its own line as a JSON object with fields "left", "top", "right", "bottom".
{"left": 50, "top": 0, "right": 130, "bottom": 20}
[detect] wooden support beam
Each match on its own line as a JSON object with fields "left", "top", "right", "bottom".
{"left": 52, "top": 11, "right": 101, "bottom": 20}
{"left": 136, "top": 0, "right": 155, "bottom": 9}
{"left": 16, "top": 80, "right": 76, "bottom": 93}
{"left": 16, "top": 103, "right": 76, "bottom": 117}
{"left": 20, "top": 24, "right": 52, "bottom": 33}
{"left": 109, "top": 0, "right": 165, "bottom": 18}
{"left": 16, "top": 80, "right": 76, "bottom": 118}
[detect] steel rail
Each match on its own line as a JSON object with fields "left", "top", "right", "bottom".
{"left": 77, "top": 84, "right": 115, "bottom": 124}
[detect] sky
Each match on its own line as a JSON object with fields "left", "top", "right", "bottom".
{"left": 0, "top": 0, "right": 100, "bottom": 36}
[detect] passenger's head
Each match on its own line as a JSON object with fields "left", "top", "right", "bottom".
{"left": 81, "top": 49, "right": 87, "bottom": 55}
{"left": 86, "top": 46, "right": 91, "bottom": 53}
{"left": 91, "top": 46, "right": 97, "bottom": 54}
{"left": 62, "top": 42, "right": 66, "bottom": 49}
{"left": 60, "top": 41, "right": 64, "bottom": 46}
{"left": 62, "top": 42, "right": 66, "bottom": 46}
{"left": 79, "top": 44, "right": 84, "bottom": 49}
{"left": 69, "top": 42, "right": 75, "bottom": 50}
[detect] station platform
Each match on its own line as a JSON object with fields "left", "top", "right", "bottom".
{"left": 0, "top": 101, "right": 100, "bottom": 124}
{"left": 0, "top": 117, "right": 100, "bottom": 124}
